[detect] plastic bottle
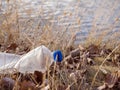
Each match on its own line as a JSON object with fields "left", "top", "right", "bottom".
{"left": 0, "top": 45, "right": 63, "bottom": 73}
{"left": 0, "top": 52, "right": 21, "bottom": 67}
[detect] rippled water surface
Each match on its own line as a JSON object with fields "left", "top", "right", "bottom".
{"left": 1, "top": 0, "right": 120, "bottom": 43}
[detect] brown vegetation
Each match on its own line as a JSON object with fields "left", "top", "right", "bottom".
{"left": 0, "top": 0, "right": 120, "bottom": 90}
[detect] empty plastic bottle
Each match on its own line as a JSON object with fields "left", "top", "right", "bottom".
{"left": 0, "top": 52, "right": 21, "bottom": 67}
{"left": 14, "top": 45, "right": 63, "bottom": 73}
{"left": 0, "top": 45, "right": 63, "bottom": 73}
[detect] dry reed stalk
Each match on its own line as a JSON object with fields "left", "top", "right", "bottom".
{"left": 90, "top": 44, "right": 120, "bottom": 89}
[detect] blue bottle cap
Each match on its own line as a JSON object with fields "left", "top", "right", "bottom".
{"left": 53, "top": 50, "right": 63, "bottom": 62}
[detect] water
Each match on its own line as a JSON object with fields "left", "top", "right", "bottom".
{"left": 0, "top": 0, "right": 120, "bottom": 43}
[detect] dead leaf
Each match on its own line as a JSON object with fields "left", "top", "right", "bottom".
{"left": 87, "top": 44, "right": 100, "bottom": 56}
{"left": 0, "top": 77, "right": 15, "bottom": 90}
{"left": 87, "top": 58, "right": 95, "bottom": 65}
{"left": 69, "top": 73, "right": 76, "bottom": 81}
{"left": 20, "top": 80, "right": 35, "bottom": 90}
{"left": 105, "top": 72, "right": 118, "bottom": 88}
{"left": 100, "top": 68, "right": 108, "bottom": 75}
{"left": 112, "top": 54, "right": 120, "bottom": 65}
{"left": 97, "top": 83, "right": 107, "bottom": 90}
{"left": 70, "top": 48, "right": 80, "bottom": 57}
{"left": 34, "top": 71, "right": 43, "bottom": 85}
{"left": 7, "top": 43, "right": 18, "bottom": 51}
{"left": 57, "top": 84, "right": 67, "bottom": 90}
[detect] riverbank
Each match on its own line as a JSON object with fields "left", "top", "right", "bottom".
{"left": 0, "top": 0, "right": 120, "bottom": 89}
{"left": 0, "top": 43, "right": 120, "bottom": 90}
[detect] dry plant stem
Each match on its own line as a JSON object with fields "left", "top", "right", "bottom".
{"left": 29, "top": 74, "right": 38, "bottom": 85}
{"left": 67, "top": 81, "right": 77, "bottom": 90}
{"left": 59, "top": 70, "right": 67, "bottom": 85}
{"left": 23, "top": 33, "right": 35, "bottom": 48}
{"left": 14, "top": 73, "right": 22, "bottom": 90}
{"left": 67, "top": 32, "right": 76, "bottom": 48}
{"left": 90, "top": 44, "right": 120, "bottom": 89}
{"left": 52, "top": 60, "right": 57, "bottom": 90}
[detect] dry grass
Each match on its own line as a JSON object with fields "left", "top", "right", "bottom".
{"left": 0, "top": 0, "right": 120, "bottom": 90}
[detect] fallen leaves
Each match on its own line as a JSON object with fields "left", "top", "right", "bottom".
{"left": 70, "top": 48, "right": 80, "bottom": 58}
{"left": 0, "top": 44, "right": 120, "bottom": 90}
{"left": 0, "top": 71, "right": 44, "bottom": 90}
{"left": 0, "top": 77, "right": 15, "bottom": 90}
{"left": 7, "top": 43, "right": 18, "bottom": 51}
{"left": 34, "top": 71, "right": 43, "bottom": 85}
{"left": 86, "top": 44, "right": 100, "bottom": 57}
{"left": 20, "top": 80, "right": 36, "bottom": 90}
{"left": 98, "top": 70, "right": 120, "bottom": 90}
